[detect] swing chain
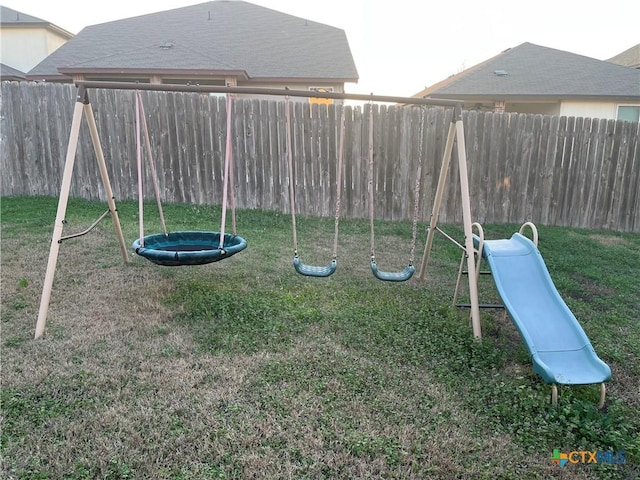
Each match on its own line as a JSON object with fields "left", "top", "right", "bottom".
{"left": 331, "top": 106, "right": 346, "bottom": 261}
{"left": 368, "top": 101, "right": 377, "bottom": 262}
{"left": 408, "top": 108, "right": 426, "bottom": 266}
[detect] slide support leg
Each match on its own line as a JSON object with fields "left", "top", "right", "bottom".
{"left": 599, "top": 383, "right": 606, "bottom": 409}
{"left": 551, "top": 385, "right": 558, "bottom": 407}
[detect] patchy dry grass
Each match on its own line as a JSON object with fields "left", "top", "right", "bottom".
{"left": 589, "top": 234, "right": 629, "bottom": 247}
{"left": 1, "top": 197, "right": 638, "bottom": 479}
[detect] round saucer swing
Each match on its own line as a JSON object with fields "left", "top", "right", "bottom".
{"left": 132, "top": 90, "right": 246, "bottom": 266}
{"left": 133, "top": 231, "right": 247, "bottom": 266}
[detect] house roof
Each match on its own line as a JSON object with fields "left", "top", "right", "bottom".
{"left": 1, "top": 5, "right": 46, "bottom": 25}
{"left": 414, "top": 42, "right": 640, "bottom": 101}
{"left": 607, "top": 43, "right": 640, "bottom": 69}
{"left": 0, "top": 62, "right": 25, "bottom": 80}
{"left": 0, "top": 5, "right": 73, "bottom": 38}
{"left": 27, "top": 0, "right": 359, "bottom": 83}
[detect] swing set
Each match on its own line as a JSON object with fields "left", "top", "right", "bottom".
{"left": 34, "top": 82, "right": 480, "bottom": 345}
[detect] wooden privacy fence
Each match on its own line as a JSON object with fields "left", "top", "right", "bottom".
{"left": 1, "top": 81, "right": 639, "bottom": 232}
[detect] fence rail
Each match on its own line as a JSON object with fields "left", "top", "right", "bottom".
{"left": 1, "top": 82, "right": 638, "bottom": 232}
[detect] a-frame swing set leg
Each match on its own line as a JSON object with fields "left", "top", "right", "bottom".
{"left": 35, "top": 86, "right": 128, "bottom": 339}
{"left": 419, "top": 105, "right": 482, "bottom": 339}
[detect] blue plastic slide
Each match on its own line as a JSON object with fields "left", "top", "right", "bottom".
{"left": 476, "top": 233, "right": 611, "bottom": 385}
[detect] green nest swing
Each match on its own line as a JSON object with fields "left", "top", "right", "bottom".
{"left": 132, "top": 90, "right": 246, "bottom": 267}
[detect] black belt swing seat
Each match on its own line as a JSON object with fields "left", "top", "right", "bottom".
{"left": 132, "top": 90, "right": 246, "bottom": 266}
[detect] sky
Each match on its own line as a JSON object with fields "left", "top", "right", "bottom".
{"left": 4, "top": 0, "right": 639, "bottom": 97}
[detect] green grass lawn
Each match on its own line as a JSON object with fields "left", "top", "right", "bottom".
{"left": 1, "top": 196, "right": 638, "bottom": 479}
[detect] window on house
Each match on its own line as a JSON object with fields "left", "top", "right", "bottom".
{"left": 617, "top": 105, "right": 640, "bottom": 122}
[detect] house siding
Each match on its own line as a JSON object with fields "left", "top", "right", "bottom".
{"left": 505, "top": 101, "right": 640, "bottom": 121}
{"left": 559, "top": 101, "right": 639, "bottom": 121}
{"left": 1, "top": 27, "right": 69, "bottom": 73}
{"left": 507, "top": 103, "right": 560, "bottom": 116}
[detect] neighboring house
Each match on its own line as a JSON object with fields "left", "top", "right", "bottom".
{"left": 0, "top": 62, "right": 25, "bottom": 80}
{"left": 413, "top": 42, "right": 640, "bottom": 122}
{"left": 606, "top": 43, "right": 640, "bottom": 69}
{"left": 0, "top": 6, "right": 73, "bottom": 74}
{"left": 26, "top": 0, "right": 359, "bottom": 98}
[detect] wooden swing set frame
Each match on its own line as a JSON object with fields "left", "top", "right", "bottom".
{"left": 35, "top": 81, "right": 481, "bottom": 342}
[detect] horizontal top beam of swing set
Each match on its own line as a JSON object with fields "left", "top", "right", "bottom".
{"left": 75, "top": 81, "right": 463, "bottom": 109}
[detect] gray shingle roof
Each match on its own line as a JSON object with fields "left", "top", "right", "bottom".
{"left": 0, "top": 5, "right": 47, "bottom": 25}
{"left": 1, "top": 5, "right": 73, "bottom": 37}
{"left": 0, "top": 62, "right": 25, "bottom": 80}
{"left": 417, "top": 42, "right": 640, "bottom": 100}
{"left": 607, "top": 43, "right": 640, "bottom": 69}
{"left": 27, "top": 1, "right": 358, "bottom": 82}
